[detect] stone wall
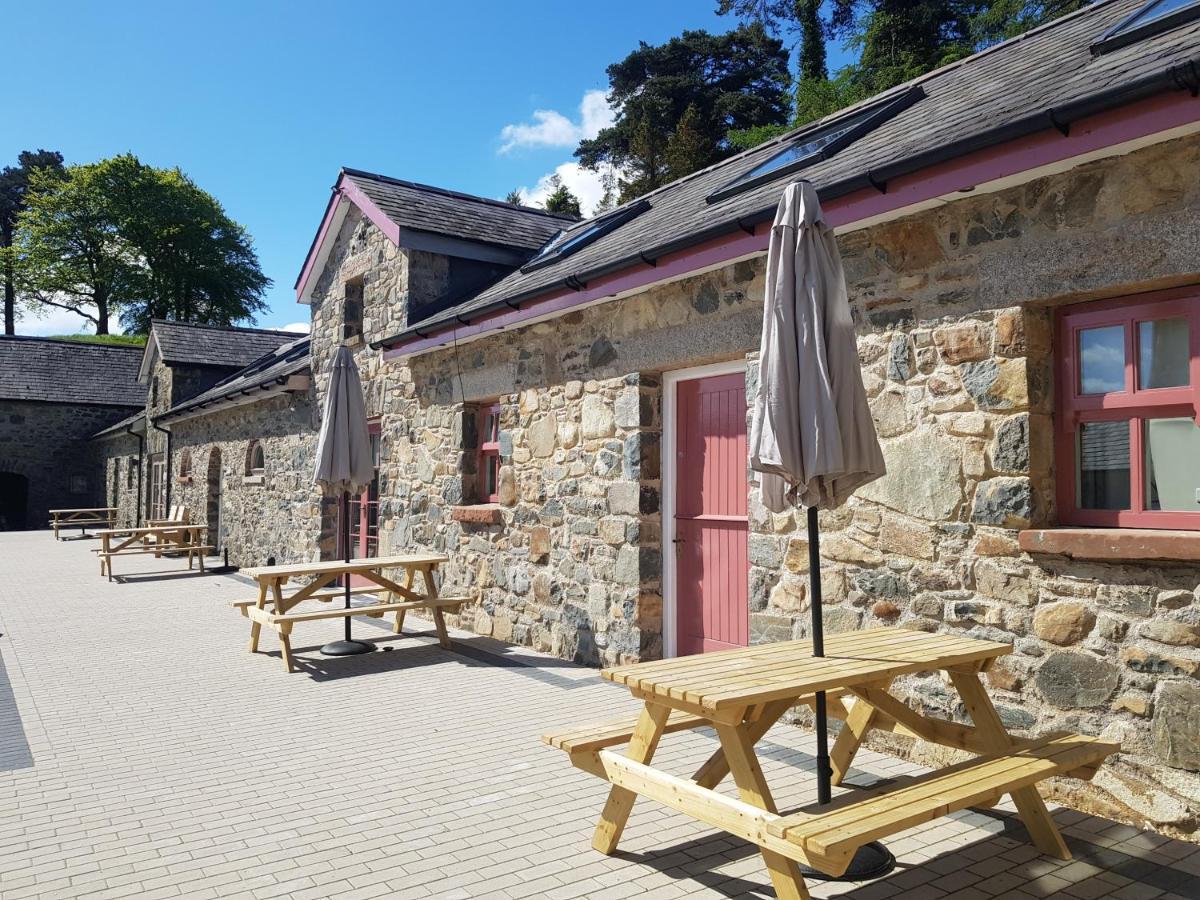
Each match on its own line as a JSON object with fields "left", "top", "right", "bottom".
{"left": 0, "top": 400, "right": 141, "bottom": 530}
{"left": 96, "top": 431, "right": 143, "bottom": 528}
{"left": 166, "top": 393, "right": 321, "bottom": 568}
{"left": 298, "top": 133, "right": 1200, "bottom": 837}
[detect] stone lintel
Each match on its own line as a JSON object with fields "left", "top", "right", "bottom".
{"left": 1019, "top": 528, "right": 1200, "bottom": 562}
{"left": 451, "top": 504, "right": 504, "bottom": 526}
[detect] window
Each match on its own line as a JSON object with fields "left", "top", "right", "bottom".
{"left": 343, "top": 276, "right": 364, "bottom": 340}
{"left": 246, "top": 440, "right": 265, "bottom": 476}
{"left": 150, "top": 376, "right": 159, "bottom": 407}
{"left": 477, "top": 403, "right": 502, "bottom": 503}
{"left": 1092, "top": 0, "right": 1200, "bottom": 54}
{"left": 112, "top": 459, "right": 121, "bottom": 500}
{"left": 706, "top": 86, "right": 924, "bottom": 203}
{"left": 522, "top": 200, "right": 651, "bottom": 272}
{"left": 178, "top": 449, "right": 192, "bottom": 482}
{"left": 1056, "top": 290, "right": 1200, "bottom": 529}
{"left": 126, "top": 457, "right": 135, "bottom": 489}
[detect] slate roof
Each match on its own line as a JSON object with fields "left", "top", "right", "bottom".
{"left": 343, "top": 169, "right": 577, "bottom": 252}
{"left": 380, "top": 0, "right": 1200, "bottom": 345}
{"left": 150, "top": 320, "right": 300, "bottom": 370}
{"left": 92, "top": 409, "right": 146, "bottom": 439}
{"left": 157, "top": 336, "right": 311, "bottom": 422}
{"left": 0, "top": 336, "right": 146, "bottom": 407}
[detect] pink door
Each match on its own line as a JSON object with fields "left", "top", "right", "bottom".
{"left": 674, "top": 371, "right": 749, "bottom": 655}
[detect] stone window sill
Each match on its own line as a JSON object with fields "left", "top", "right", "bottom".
{"left": 451, "top": 504, "right": 504, "bottom": 525}
{"left": 242, "top": 474, "right": 266, "bottom": 486}
{"left": 176, "top": 476, "right": 192, "bottom": 485}
{"left": 1018, "top": 528, "right": 1200, "bottom": 561}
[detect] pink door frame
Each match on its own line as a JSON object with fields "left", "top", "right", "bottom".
{"left": 663, "top": 360, "right": 750, "bottom": 657}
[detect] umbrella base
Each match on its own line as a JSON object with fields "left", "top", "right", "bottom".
{"left": 320, "top": 639, "right": 374, "bottom": 657}
{"left": 800, "top": 841, "right": 894, "bottom": 881}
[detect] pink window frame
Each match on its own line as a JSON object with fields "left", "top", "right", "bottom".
{"left": 1055, "top": 287, "right": 1200, "bottom": 530}
{"left": 477, "top": 403, "right": 501, "bottom": 504}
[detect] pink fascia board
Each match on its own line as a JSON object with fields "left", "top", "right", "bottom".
{"left": 294, "top": 173, "right": 400, "bottom": 300}
{"left": 380, "top": 90, "right": 1200, "bottom": 360}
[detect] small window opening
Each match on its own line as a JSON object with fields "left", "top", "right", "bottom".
{"left": 477, "top": 403, "right": 502, "bottom": 503}
{"left": 246, "top": 441, "right": 265, "bottom": 475}
{"left": 343, "top": 276, "right": 364, "bottom": 340}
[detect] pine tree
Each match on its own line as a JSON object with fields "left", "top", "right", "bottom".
{"left": 541, "top": 175, "right": 582, "bottom": 218}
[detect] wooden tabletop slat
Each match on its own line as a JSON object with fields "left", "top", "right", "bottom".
{"left": 603, "top": 628, "right": 1010, "bottom": 711}
{"left": 241, "top": 554, "right": 449, "bottom": 580}
{"left": 51, "top": 507, "right": 118, "bottom": 515}
{"left": 95, "top": 525, "right": 204, "bottom": 537}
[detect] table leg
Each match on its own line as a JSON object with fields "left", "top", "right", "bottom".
{"left": 197, "top": 548, "right": 206, "bottom": 574}
{"left": 714, "top": 719, "right": 810, "bottom": 900}
{"left": 423, "top": 565, "right": 451, "bottom": 649}
{"left": 950, "top": 671, "right": 1071, "bottom": 860}
{"left": 830, "top": 679, "right": 891, "bottom": 785}
{"left": 394, "top": 568, "right": 415, "bottom": 634}
{"left": 691, "top": 697, "right": 792, "bottom": 789}
{"left": 278, "top": 622, "right": 294, "bottom": 673}
{"left": 592, "top": 701, "right": 671, "bottom": 855}
{"left": 249, "top": 582, "right": 269, "bottom": 653}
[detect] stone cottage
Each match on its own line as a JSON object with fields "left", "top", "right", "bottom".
{"left": 0, "top": 336, "right": 144, "bottom": 530}
{"left": 92, "top": 321, "right": 314, "bottom": 563}
{"left": 285, "top": 0, "right": 1200, "bottom": 837}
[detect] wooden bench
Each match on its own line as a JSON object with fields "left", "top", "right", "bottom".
{"left": 766, "top": 734, "right": 1117, "bottom": 877}
{"left": 230, "top": 586, "right": 381, "bottom": 611}
{"left": 98, "top": 544, "right": 213, "bottom": 575}
{"left": 51, "top": 508, "right": 117, "bottom": 539}
{"left": 242, "top": 594, "right": 465, "bottom": 672}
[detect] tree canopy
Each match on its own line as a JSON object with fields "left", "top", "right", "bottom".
{"left": 575, "top": 23, "right": 791, "bottom": 202}
{"left": 10, "top": 154, "right": 269, "bottom": 335}
{"left": 720, "top": 0, "right": 1088, "bottom": 130}
{"left": 541, "top": 175, "right": 583, "bottom": 217}
{"left": 0, "top": 149, "right": 65, "bottom": 334}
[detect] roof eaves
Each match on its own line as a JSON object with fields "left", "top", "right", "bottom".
{"left": 374, "top": 49, "right": 1200, "bottom": 351}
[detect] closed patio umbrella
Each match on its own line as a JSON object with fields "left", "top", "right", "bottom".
{"left": 749, "top": 180, "right": 890, "bottom": 878}
{"left": 313, "top": 345, "right": 376, "bottom": 657}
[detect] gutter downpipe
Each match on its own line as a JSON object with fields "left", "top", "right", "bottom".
{"left": 151, "top": 418, "right": 171, "bottom": 519}
{"left": 371, "top": 56, "right": 1200, "bottom": 353}
{"left": 125, "top": 422, "right": 145, "bottom": 528}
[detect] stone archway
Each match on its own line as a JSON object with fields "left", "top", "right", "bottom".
{"left": 206, "top": 449, "right": 221, "bottom": 556}
{"left": 0, "top": 472, "right": 29, "bottom": 531}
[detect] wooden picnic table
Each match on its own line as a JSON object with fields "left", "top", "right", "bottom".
{"left": 236, "top": 553, "right": 464, "bottom": 672}
{"left": 50, "top": 507, "right": 117, "bottom": 539}
{"left": 544, "top": 628, "right": 1118, "bottom": 899}
{"left": 95, "top": 525, "right": 210, "bottom": 580}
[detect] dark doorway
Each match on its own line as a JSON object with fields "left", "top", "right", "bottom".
{"left": 206, "top": 449, "right": 221, "bottom": 556}
{"left": 0, "top": 473, "right": 29, "bottom": 531}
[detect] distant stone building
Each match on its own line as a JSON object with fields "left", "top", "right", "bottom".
{"left": 0, "top": 337, "right": 144, "bottom": 530}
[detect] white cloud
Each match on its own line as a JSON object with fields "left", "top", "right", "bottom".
{"left": 16, "top": 305, "right": 122, "bottom": 337}
{"left": 281, "top": 321, "right": 311, "bottom": 334}
{"left": 499, "top": 89, "right": 614, "bottom": 154}
{"left": 515, "top": 162, "right": 615, "bottom": 218}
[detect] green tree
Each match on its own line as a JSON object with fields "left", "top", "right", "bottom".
{"left": 0, "top": 149, "right": 64, "bottom": 334}
{"left": 13, "top": 154, "right": 269, "bottom": 335}
{"left": 576, "top": 24, "right": 790, "bottom": 201}
{"left": 541, "top": 175, "right": 582, "bottom": 217}
{"left": 504, "top": 189, "right": 524, "bottom": 205}
{"left": 721, "top": 0, "right": 1088, "bottom": 133}
{"left": 666, "top": 104, "right": 710, "bottom": 180}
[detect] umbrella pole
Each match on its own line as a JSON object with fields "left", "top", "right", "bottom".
{"left": 806, "top": 505, "right": 832, "bottom": 805}
{"left": 802, "top": 503, "right": 894, "bottom": 881}
{"left": 320, "top": 490, "right": 373, "bottom": 657}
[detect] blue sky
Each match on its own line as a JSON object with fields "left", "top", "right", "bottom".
{"left": 6, "top": 0, "right": 850, "bottom": 335}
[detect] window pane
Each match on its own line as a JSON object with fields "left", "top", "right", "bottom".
{"left": 1078, "top": 325, "right": 1126, "bottom": 394}
{"left": 1138, "top": 318, "right": 1189, "bottom": 389}
{"left": 1145, "top": 417, "right": 1200, "bottom": 512}
{"left": 1077, "top": 421, "right": 1130, "bottom": 510}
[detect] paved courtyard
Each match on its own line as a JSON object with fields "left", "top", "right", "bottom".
{"left": 1, "top": 531, "right": 1198, "bottom": 900}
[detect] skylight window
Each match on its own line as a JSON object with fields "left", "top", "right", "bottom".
{"left": 706, "top": 85, "right": 924, "bottom": 204}
{"left": 522, "top": 200, "right": 651, "bottom": 272}
{"left": 1092, "top": 0, "right": 1200, "bottom": 54}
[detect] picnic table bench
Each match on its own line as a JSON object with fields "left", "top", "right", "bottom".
{"left": 50, "top": 507, "right": 117, "bottom": 539}
{"left": 95, "top": 525, "right": 211, "bottom": 580}
{"left": 237, "top": 554, "right": 465, "bottom": 672}
{"left": 544, "top": 627, "right": 1118, "bottom": 899}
